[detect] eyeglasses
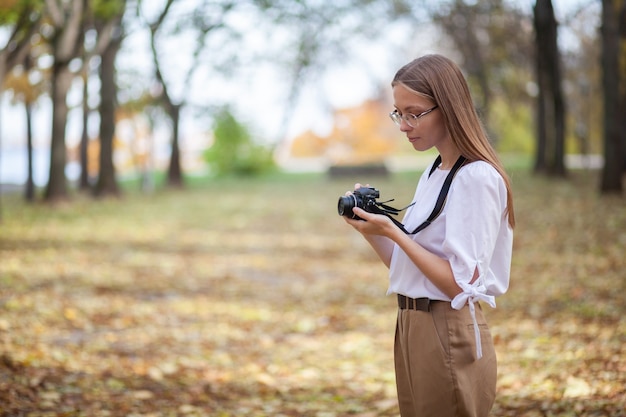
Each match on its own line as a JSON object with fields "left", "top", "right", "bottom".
{"left": 389, "top": 105, "right": 439, "bottom": 128}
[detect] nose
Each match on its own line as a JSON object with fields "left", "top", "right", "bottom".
{"left": 399, "top": 119, "right": 413, "bottom": 132}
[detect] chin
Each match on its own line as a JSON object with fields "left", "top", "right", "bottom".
{"left": 412, "top": 143, "right": 433, "bottom": 152}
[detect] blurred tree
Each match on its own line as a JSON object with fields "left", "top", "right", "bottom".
{"left": 3, "top": 54, "right": 46, "bottom": 201}
{"left": 43, "top": 0, "right": 85, "bottom": 201}
{"left": 3, "top": 0, "right": 616, "bottom": 198}
{"left": 562, "top": 4, "right": 603, "bottom": 161}
{"left": 289, "top": 130, "right": 327, "bottom": 159}
{"left": 117, "top": 91, "right": 162, "bottom": 193}
{"left": 140, "top": 0, "right": 243, "bottom": 187}
{"left": 600, "top": 0, "right": 625, "bottom": 193}
{"left": 76, "top": 0, "right": 125, "bottom": 193}
{"left": 622, "top": 4, "right": 626, "bottom": 177}
{"left": 252, "top": 0, "right": 401, "bottom": 149}
{"left": 21, "top": 57, "right": 36, "bottom": 202}
{"left": 389, "top": 0, "right": 534, "bottom": 147}
{"left": 0, "top": 0, "right": 42, "bottom": 218}
{"left": 533, "top": 0, "right": 566, "bottom": 177}
{"left": 1, "top": 0, "right": 129, "bottom": 202}
{"left": 289, "top": 98, "right": 397, "bottom": 165}
{"left": 78, "top": 57, "right": 91, "bottom": 190}
{"left": 93, "top": 0, "right": 127, "bottom": 198}
{"left": 431, "top": 0, "right": 534, "bottom": 141}
{"left": 204, "top": 106, "right": 275, "bottom": 176}
{"left": 143, "top": 0, "right": 181, "bottom": 187}
{"left": 0, "top": 0, "right": 41, "bottom": 91}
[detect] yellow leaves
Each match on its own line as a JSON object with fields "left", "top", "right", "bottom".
{"left": 0, "top": 170, "right": 624, "bottom": 415}
{"left": 131, "top": 389, "right": 155, "bottom": 400}
{"left": 563, "top": 376, "right": 593, "bottom": 398}
{"left": 254, "top": 371, "right": 277, "bottom": 388}
{"left": 63, "top": 307, "right": 78, "bottom": 321}
{"left": 290, "top": 130, "right": 328, "bottom": 158}
{"left": 148, "top": 362, "right": 179, "bottom": 381}
{"left": 289, "top": 98, "right": 400, "bottom": 164}
{"left": 38, "top": 390, "right": 62, "bottom": 409}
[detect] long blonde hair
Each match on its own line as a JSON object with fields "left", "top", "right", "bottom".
{"left": 392, "top": 54, "right": 515, "bottom": 228}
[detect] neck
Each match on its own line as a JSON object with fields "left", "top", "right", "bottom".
{"left": 435, "top": 140, "right": 462, "bottom": 170}
{"left": 438, "top": 152, "right": 462, "bottom": 170}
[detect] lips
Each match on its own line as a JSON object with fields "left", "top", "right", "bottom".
{"left": 408, "top": 137, "right": 419, "bottom": 143}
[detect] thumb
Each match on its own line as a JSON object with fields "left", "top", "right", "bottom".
{"left": 352, "top": 207, "right": 371, "bottom": 219}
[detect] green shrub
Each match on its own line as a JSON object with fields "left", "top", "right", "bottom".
{"left": 204, "top": 107, "right": 277, "bottom": 176}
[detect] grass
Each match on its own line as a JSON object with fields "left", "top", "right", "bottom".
{"left": 0, "top": 166, "right": 625, "bottom": 416}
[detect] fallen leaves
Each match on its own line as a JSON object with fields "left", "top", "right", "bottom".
{"left": 0, "top": 170, "right": 624, "bottom": 416}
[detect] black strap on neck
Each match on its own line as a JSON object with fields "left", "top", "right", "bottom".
{"left": 400, "top": 155, "right": 467, "bottom": 235}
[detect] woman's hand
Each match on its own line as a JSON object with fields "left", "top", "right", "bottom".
{"left": 343, "top": 183, "right": 395, "bottom": 237}
{"left": 341, "top": 183, "right": 397, "bottom": 268}
{"left": 345, "top": 182, "right": 368, "bottom": 195}
{"left": 343, "top": 207, "right": 396, "bottom": 237}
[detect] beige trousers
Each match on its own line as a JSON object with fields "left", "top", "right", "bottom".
{"left": 394, "top": 301, "right": 497, "bottom": 417}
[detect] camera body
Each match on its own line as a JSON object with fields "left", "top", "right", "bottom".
{"left": 337, "top": 186, "right": 380, "bottom": 219}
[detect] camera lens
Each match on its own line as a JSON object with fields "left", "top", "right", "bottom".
{"left": 337, "top": 195, "right": 357, "bottom": 217}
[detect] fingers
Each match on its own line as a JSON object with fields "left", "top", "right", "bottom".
{"left": 343, "top": 214, "right": 366, "bottom": 230}
{"left": 351, "top": 207, "right": 371, "bottom": 220}
{"left": 346, "top": 183, "right": 369, "bottom": 196}
{"left": 344, "top": 208, "right": 389, "bottom": 236}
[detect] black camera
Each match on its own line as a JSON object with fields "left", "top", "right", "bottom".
{"left": 338, "top": 186, "right": 415, "bottom": 233}
{"left": 337, "top": 186, "right": 380, "bottom": 220}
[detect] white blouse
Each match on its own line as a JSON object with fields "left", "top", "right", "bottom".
{"left": 387, "top": 160, "right": 513, "bottom": 358}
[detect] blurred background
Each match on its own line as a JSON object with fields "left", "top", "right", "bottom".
{"left": 1, "top": 1, "right": 625, "bottom": 415}
{"left": 0, "top": 0, "right": 623, "bottom": 200}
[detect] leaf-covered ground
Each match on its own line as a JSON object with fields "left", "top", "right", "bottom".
{"left": 0, "top": 169, "right": 625, "bottom": 416}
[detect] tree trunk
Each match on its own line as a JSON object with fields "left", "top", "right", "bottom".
{"left": 533, "top": 0, "right": 566, "bottom": 176}
{"left": 534, "top": 72, "right": 548, "bottom": 173}
{"left": 25, "top": 101, "right": 35, "bottom": 201}
{"left": 600, "top": 0, "right": 624, "bottom": 193}
{"left": 44, "top": 62, "right": 73, "bottom": 201}
{"left": 94, "top": 32, "right": 122, "bottom": 198}
{"left": 617, "top": 5, "right": 626, "bottom": 174}
{"left": 167, "top": 104, "right": 183, "bottom": 187}
{"left": 533, "top": 0, "right": 566, "bottom": 177}
{"left": 146, "top": 0, "right": 186, "bottom": 188}
{"left": 79, "top": 68, "right": 90, "bottom": 191}
{"left": 44, "top": 0, "right": 85, "bottom": 202}
{"left": 0, "top": 101, "right": 3, "bottom": 223}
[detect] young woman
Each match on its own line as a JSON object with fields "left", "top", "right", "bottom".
{"left": 343, "top": 54, "right": 515, "bottom": 417}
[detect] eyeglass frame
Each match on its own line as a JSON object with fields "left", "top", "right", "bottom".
{"left": 389, "top": 105, "right": 439, "bottom": 128}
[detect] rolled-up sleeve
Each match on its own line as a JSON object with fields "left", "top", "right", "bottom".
{"left": 443, "top": 163, "right": 507, "bottom": 287}
{"left": 442, "top": 162, "right": 511, "bottom": 358}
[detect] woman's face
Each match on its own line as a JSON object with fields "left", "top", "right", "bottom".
{"left": 392, "top": 83, "right": 449, "bottom": 153}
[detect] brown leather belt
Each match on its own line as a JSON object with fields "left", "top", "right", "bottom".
{"left": 397, "top": 294, "right": 442, "bottom": 312}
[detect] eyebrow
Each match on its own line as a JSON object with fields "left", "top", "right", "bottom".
{"left": 396, "top": 105, "right": 430, "bottom": 113}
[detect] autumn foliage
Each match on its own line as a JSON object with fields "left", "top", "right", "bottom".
{"left": 289, "top": 99, "right": 401, "bottom": 165}
{"left": 0, "top": 168, "right": 624, "bottom": 416}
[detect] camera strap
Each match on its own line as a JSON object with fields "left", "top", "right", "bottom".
{"left": 402, "top": 154, "right": 467, "bottom": 235}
